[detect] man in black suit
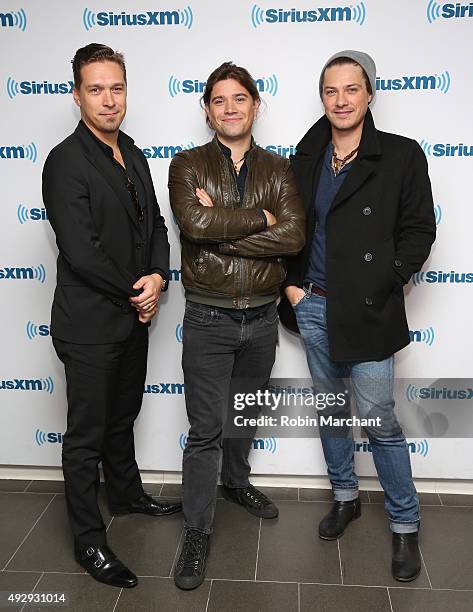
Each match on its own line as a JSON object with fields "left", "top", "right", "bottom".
{"left": 279, "top": 50, "right": 436, "bottom": 581}
{"left": 42, "top": 44, "right": 181, "bottom": 588}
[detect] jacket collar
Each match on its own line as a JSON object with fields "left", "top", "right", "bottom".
{"left": 74, "top": 121, "right": 143, "bottom": 232}
{"left": 296, "top": 107, "right": 381, "bottom": 161}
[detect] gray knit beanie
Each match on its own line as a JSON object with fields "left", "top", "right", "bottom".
{"left": 319, "top": 50, "right": 376, "bottom": 98}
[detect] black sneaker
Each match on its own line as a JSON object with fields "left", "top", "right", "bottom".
{"left": 222, "top": 483, "right": 279, "bottom": 518}
{"left": 174, "top": 529, "right": 209, "bottom": 590}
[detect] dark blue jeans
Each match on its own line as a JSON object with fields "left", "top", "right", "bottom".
{"left": 181, "top": 300, "right": 278, "bottom": 534}
{"left": 294, "top": 291, "right": 419, "bottom": 533}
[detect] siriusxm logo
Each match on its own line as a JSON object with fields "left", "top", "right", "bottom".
{"left": 26, "top": 322, "right": 50, "bottom": 340}
{"left": 168, "top": 269, "right": 182, "bottom": 281}
{"left": 0, "top": 8, "right": 26, "bottom": 30}
{"left": 35, "top": 429, "right": 63, "bottom": 446}
{"left": 17, "top": 204, "right": 48, "bottom": 224}
{"left": 179, "top": 433, "right": 277, "bottom": 453}
{"left": 427, "top": 1, "right": 473, "bottom": 22}
{"left": 376, "top": 71, "right": 451, "bottom": 94}
{"left": 0, "top": 143, "right": 37, "bottom": 162}
{"left": 264, "top": 144, "right": 296, "bottom": 158}
{"left": 406, "top": 384, "right": 473, "bottom": 402}
{"left": 6, "top": 77, "right": 73, "bottom": 98}
{"left": 413, "top": 270, "right": 473, "bottom": 286}
{"left": 83, "top": 6, "right": 193, "bottom": 30}
{"left": 409, "top": 327, "right": 435, "bottom": 346}
{"left": 420, "top": 139, "right": 473, "bottom": 157}
{"left": 1, "top": 376, "right": 54, "bottom": 394}
{"left": 175, "top": 324, "right": 183, "bottom": 343}
{"left": 141, "top": 143, "right": 195, "bottom": 159}
{"left": 433, "top": 204, "right": 442, "bottom": 226}
{"left": 251, "top": 3, "right": 366, "bottom": 27}
{"left": 355, "top": 439, "right": 429, "bottom": 457}
{"left": 144, "top": 382, "right": 184, "bottom": 394}
{"left": 0, "top": 265, "right": 46, "bottom": 283}
{"left": 168, "top": 74, "right": 278, "bottom": 97}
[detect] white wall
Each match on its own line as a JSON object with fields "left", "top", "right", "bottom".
{"left": 1, "top": 0, "right": 472, "bottom": 480}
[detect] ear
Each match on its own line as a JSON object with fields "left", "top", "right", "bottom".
{"left": 72, "top": 87, "right": 81, "bottom": 107}
{"left": 368, "top": 93, "right": 373, "bottom": 105}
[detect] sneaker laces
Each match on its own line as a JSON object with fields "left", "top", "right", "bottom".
{"left": 178, "top": 530, "right": 206, "bottom": 570}
{"left": 243, "top": 484, "right": 271, "bottom": 508}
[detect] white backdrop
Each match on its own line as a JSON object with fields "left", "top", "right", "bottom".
{"left": 1, "top": 0, "right": 472, "bottom": 479}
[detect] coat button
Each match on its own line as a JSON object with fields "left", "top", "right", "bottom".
{"left": 362, "top": 206, "right": 371, "bottom": 215}
{"left": 198, "top": 257, "right": 204, "bottom": 264}
{"left": 394, "top": 259, "right": 403, "bottom": 267}
{"left": 364, "top": 252, "right": 373, "bottom": 262}
{"left": 365, "top": 297, "right": 373, "bottom": 306}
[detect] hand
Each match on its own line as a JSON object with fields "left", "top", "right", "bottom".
{"left": 263, "top": 209, "right": 277, "bottom": 226}
{"left": 129, "top": 273, "right": 164, "bottom": 311}
{"left": 138, "top": 302, "right": 158, "bottom": 323}
{"left": 285, "top": 285, "right": 306, "bottom": 306}
{"left": 196, "top": 188, "right": 214, "bottom": 207}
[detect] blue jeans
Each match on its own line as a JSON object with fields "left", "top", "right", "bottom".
{"left": 294, "top": 291, "right": 419, "bottom": 533}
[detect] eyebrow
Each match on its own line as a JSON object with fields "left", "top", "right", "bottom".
{"left": 86, "top": 82, "right": 125, "bottom": 88}
{"left": 324, "top": 83, "right": 361, "bottom": 89}
{"left": 211, "top": 92, "right": 248, "bottom": 101}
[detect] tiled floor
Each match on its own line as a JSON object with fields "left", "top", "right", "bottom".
{"left": 1, "top": 480, "right": 473, "bottom": 611}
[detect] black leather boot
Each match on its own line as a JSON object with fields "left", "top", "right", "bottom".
{"left": 392, "top": 532, "right": 421, "bottom": 582}
{"left": 318, "top": 498, "right": 361, "bottom": 540}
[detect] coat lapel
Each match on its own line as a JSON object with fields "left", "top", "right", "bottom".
{"left": 75, "top": 123, "right": 142, "bottom": 233}
{"left": 291, "top": 108, "right": 382, "bottom": 212}
{"left": 330, "top": 110, "right": 381, "bottom": 211}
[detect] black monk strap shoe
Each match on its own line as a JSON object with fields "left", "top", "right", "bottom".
{"left": 318, "top": 498, "right": 361, "bottom": 540}
{"left": 392, "top": 532, "right": 421, "bottom": 582}
{"left": 110, "top": 493, "right": 182, "bottom": 516}
{"left": 221, "top": 483, "right": 279, "bottom": 519}
{"left": 76, "top": 544, "right": 137, "bottom": 588}
{"left": 174, "top": 529, "right": 210, "bottom": 590}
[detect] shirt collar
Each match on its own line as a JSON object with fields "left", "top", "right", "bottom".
{"left": 216, "top": 137, "right": 252, "bottom": 161}
{"left": 79, "top": 119, "right": 130, "bottom": 160}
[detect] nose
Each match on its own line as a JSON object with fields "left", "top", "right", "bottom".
{"left": 224, "top": 98, "right": 237, "bottom": 114}
{"left": 335, "top": 91, "right": 348, "bottom": 107}
{"left": 102, "top": 88, "right": 115, "bottom": 107}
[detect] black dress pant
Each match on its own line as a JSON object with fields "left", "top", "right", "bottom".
{"left": 53, "top": 322, "right": 148, "bottom": 550}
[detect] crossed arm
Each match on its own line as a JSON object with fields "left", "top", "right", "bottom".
{"left": 168, "top": 153, "right": 305, "bottom": 255}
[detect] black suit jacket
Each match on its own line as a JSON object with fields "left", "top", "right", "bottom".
{"left": 43, "top": 121, "right": 170, "bottom": 343}
{"left": 278, "top": 109, "right": 436, "bottom": 362}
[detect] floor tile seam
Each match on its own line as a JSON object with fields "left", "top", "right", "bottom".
{"left": 337, "top": 539, "right": 344, "bottom": 585}
{"left": 417, "top": 544, "right": 433, "bottom": 589}
{"left": 254, "top": 518, "right": 262, "bottom": 581}
{"left": 23, "top": 481, "right": 33, "bottom": 492}
{"left": 112, "top": 588, "right": 123, "bottom": 612}
{"left": 0, "top": 491, "right": 62, "bottom": 496}
{"left": 386, "top": 586, "right": 394, "bottom": 612}
{"left": 169, "top": 527, "right": 184, "bottom": 578}
{"left": 3, "top": 570, "right": 86, "bottom": 575}
{"left": 204, "top": 579, "right": 213, "bottom": 612}
{"left": 20, "top": 571, "right": 44, "bottom": 612}
{"left": 2, "top": 494, "right": 56, "bottom": 571}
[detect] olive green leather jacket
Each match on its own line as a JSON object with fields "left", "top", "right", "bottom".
{"left": 168, "top": 137, "right": 305, "bottom": 308}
